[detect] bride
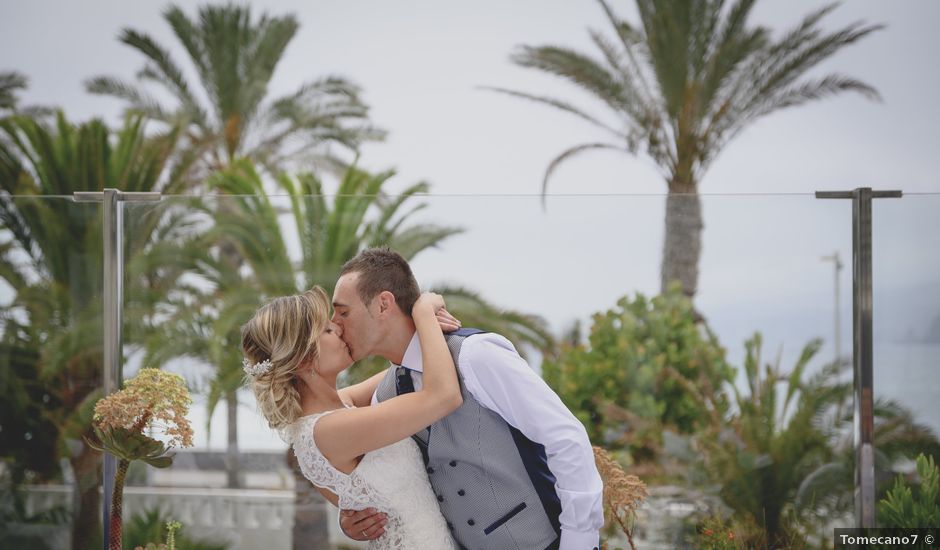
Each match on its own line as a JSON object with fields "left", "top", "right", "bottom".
{"left": 240, "top": 286, "right": 461, "bottom": 549}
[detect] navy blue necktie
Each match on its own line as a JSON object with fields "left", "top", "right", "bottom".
{"left": 395, "top": 366, "right": 430, "bottom": 462}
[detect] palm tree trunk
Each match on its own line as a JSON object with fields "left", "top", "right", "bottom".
{"left": 225, "top": 389, "right": 242, "bottom": 488}
{"left": 289, "top": 447, "right": 330, "bottom": 549}
{"left": 69, "top": 442, "right": 101, "bottom": 550}
{"left": 660, "top": 181, "right": 702, "bottom": 300}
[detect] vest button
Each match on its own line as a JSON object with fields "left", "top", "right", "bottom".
{"left": 457, "top": 489, "right": 465, "bottom": 496}
{"left": 437, "top": 495, "right": 444, "bottom": 502}
{"left": 446, "top": 522, "right": 453, "bottom": 530}
{"left": 449, "top": 460, "right": 457, "bottom": 467}
{"left": 467, "top": 519, "right": 475, "bottom": 526}
{"left": 427, "top": 467, "right": 435, "bottom": 474}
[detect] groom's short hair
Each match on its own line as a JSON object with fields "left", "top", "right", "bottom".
{"left": 340, "top": 247, "right": 421, "bottom": 316}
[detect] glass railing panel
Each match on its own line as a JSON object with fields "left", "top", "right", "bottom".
{"left": 0, "top": 195, "right": 104, "bottom": 549}
{"left": 117, "top": 191, "right": 940, "bottom": 549}
{"left": 5, "top": 190, "right": 933, "bottom": 548}
{"left": 871, "top": 193, "right": 940, "bottom": 477}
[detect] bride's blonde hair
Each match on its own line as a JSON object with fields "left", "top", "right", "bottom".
{"left": 241, "top": 286, "right": 331, "bottom": 429}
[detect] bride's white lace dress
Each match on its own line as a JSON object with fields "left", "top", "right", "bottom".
{"left": 286, "top": 410, "right": 457, "bottom": 550}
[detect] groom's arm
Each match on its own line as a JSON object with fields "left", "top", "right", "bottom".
{"left": 323, "top": 485, "right": 389, "bottom": 541}
{"left": 460, "top": 334, "right": 604, "bottom": 550}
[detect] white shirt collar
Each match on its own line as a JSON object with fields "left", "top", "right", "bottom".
{"left": 397, "top": 331, "right": 424, "bottom": 372}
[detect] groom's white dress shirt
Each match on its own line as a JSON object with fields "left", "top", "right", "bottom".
{"left": 372, "top": 331, "right": 604, "bottom": 550}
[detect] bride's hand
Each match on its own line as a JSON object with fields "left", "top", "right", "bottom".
{"left": 436, "top": 307, "right": 462, "bottom": 333}
{"left": 414, "top": 291, "right": 445, "bottom": 313}
{"left": 416, "top": 292, "right": 462, "bottom": 332}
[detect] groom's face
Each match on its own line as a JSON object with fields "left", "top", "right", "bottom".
{"left": 331, "top": 272, "right": 381, "bottom": 361}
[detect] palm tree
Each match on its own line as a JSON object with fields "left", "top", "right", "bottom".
{"left": 87, "top": 3, "right": 386, "bottom": 491}
{"left": 492, "top": 0, "right": 881, "bottom": 300}
{"left": 0, "top": 113, "right": 187, "bottom": 550}
{"left": 86, "top": 3, "right": 384, "bottom": 179}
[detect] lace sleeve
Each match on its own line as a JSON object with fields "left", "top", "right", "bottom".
{"left": 290, "top": 412, "right": 353, "bottom": 498}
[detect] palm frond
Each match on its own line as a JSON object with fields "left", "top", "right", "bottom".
{"left": 0, "top": 71, "right": 28, "bottom": 111}
{"left": 120, "top": 28, "right": 208, "bottom": 128}
{"left": 85, "top": 76, "right": 173, "bottom": 122}
{"left": 430, "top": 284, "right": 555, "bottom": 358}
{"left": 542, "top": 142, "right": 623, "bottom": 205}
{"left": 482, "top": 86, "right": 624, "bottom": 138}
{"left": 102, "top": 4, "right": 379, "bottom": 175}
{"left": 512, "top": 45, "right": 634, "bottom": 118}
{"left": 501, "top": 0, "right": 881, "bottom": 205}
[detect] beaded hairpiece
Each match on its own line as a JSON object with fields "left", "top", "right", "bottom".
{"left": 242, "top": 357, "right": 274, "bottom": 377}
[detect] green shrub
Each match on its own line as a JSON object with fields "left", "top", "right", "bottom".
{"left": 878, "top": 453, "right": 940, "bottom": 528}
{"left": 542, "top": 284, "right": 734, "bottom": 461}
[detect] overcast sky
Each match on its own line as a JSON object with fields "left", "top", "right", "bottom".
{"left": 3, "top": 1, "right": 939, "bottom": 447}
{"left": 4, "top": 1, "right": 940, "bottom": 196}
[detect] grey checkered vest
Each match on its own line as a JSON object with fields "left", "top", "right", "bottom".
{"left": 375, "top": 329, "right": 561, "bottom": 550}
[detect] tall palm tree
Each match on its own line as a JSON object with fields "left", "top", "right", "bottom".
{"left": 86, "top": 3, "right": 384, "bottom": 179}
{"left": 0, "top": 113, "right": 187, "bottom": 550}
{"left": 87, "top": 3, "right": 386, "bottom": 491}
{"left": 492, "top": 0, "right": 881, "bottom": 299}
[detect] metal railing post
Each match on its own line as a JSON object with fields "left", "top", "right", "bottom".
{"left": 73, "top": 189, "right": 161, "bottom": 548}
{"left": 816, "top": 187, "right": 901, "bottom": 527}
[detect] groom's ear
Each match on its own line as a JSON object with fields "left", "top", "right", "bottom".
{"left": 376, "top": 290, "right": 396, "bottom": 315}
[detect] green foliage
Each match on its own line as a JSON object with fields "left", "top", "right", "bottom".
{"left": 548, "top": 303, "right": 939, "bottom": 547}
{"left": 0, "top": 112, "right": 188, "bottom": 548}
{"left": 86, "top": 3, "right": 383, "bottom": 176}
{"left": 688, "top": 334, "right": 940, "bottom": 546}
{"left": 696, "top": 516, "right": 738, "bottom": 550}
{"left": 494, "top": 0, "right": 881, "bottom": 298}
{"left": 878, "top": 453, "right": 940, "bottom": 528}
{"left": 86, "top": 428, "right": 174, "bottom": 468}
{"left": 0, "top": 72, "right": 47, "bottom": 119}
{"left": 91, "top": 508, "right": 228, "bottom": 550}
{"left": 0, "top": 72, "right": 27, "bottom": 112}
{"left": 0, "top": 342, "right": 59, "bottom": 483}
{"left": 141, "top": 158, "right": 466, "bottom": 417}
{"left": 416, "top": 285, "right": 556, "bottom": 363}
{"left": 542, "top": 284, "right": 733, "bottom": 460}
{"left": 693, "top": 334, "right": 842, "bottom": 546}
{"left": 500, "top": 0, "right": 881, "bottom": 193}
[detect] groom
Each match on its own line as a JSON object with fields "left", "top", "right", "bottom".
{"left": 330, "top": 248, "right": 603, "bottom": 550}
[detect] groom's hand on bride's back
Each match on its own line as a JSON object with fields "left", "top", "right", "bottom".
{"left": 340, "top": 508, "right": 387, "bottom": 541}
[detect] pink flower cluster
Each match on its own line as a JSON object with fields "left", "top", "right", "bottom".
{"left": 93, "top": 369, "right": 194, "bottom": 448}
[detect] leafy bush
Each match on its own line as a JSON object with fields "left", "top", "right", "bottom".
{"left": 688, "top": 334, "right": 940, "bottom": 546}
{"left": 878, "top": 453, "right": 940, "bottom": 528}
{"left": 696, "top": 516, "right": 738, "bottom": 549}
{"left": 542, "top": 284, "right": 734, "bottom": 461}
